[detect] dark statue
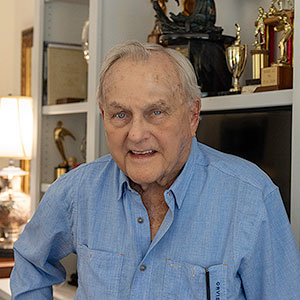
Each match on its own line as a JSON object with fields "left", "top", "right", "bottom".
{"left": 153, "top": 0, "right": 222, "bottom": 35}
{"left": 152, "top": 0, "right": 235, "bottom": 95}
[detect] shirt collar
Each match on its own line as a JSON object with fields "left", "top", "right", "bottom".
{"left": 117, "top": 169, "right": 130, "bottom": 201}
{"left": 116, "top": 137, "right": 199, "bottom": 207}
{"left": 167, "top": 137, "right": 198, "bottom": 209}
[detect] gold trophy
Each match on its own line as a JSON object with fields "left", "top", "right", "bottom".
{"left": 250, "top": 7, "right": 269, "bottom": 82}
{"left": 54, "top": 121, "right": 76, "bottom": 180}
{"left": 257, "top": 1, "right": 294, "bottom": 91}
{"left": 225, "top": 24, "right": 248, "bottom": 93}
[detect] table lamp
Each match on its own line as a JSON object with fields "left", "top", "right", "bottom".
{"left": 0, "top": 96, "right": 33, "bottom": 249}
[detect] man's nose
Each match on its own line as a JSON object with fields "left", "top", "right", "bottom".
{"left": 127, "top": 117, "right": 149, "bottom": 142}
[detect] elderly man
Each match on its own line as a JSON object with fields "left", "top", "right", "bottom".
{"left": 11, "top": 41, "right": 300, "bottom": 299}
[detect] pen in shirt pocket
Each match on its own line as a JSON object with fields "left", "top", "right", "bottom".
{"left": 206, "top": 268, "right": 211, "bottom": 300}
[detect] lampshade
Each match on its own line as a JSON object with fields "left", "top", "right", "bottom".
{"left": 0, "top": 96, "right": 33, "bottom": 159}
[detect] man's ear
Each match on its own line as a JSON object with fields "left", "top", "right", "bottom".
{"left": 190, "top": 97, "right": 201, "bottom": 136}
{"left": 99, "top": 102, "right": 104, "bottom": 120}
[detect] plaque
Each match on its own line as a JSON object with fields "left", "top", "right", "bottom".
{"left": 256, "top": 64, "right": 293, "bottom": 92}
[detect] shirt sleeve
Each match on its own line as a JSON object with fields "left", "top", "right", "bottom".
{"left": 239, "top": 188, "right": 300, "bottom": 300}
{"left": 10, "top": 176, "right": 76, "bottom": 300}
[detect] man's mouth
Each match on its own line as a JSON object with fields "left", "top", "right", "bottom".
{"left": 131, "top": 150, "right": 155, "bottom": 155}
{"left": 129, "top": 150, "right": 157, "bottom": 157}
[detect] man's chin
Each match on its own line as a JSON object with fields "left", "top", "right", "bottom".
{"left": 127, "top": 171, "right": 160, "bottom": 189}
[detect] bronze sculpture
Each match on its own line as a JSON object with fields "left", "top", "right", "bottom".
{"left": 54, "top": 121, "right": 76, "bottom": 167}
{"left": 153, "top": 0, "right": 221, "bottom": 34}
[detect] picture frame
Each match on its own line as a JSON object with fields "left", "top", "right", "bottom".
{"left": 20, "top": 27, "right": 33, "bottom": 195}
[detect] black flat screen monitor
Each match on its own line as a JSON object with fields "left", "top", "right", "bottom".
{"left": 196, "top": 105, "right": 292, "bottom": 218}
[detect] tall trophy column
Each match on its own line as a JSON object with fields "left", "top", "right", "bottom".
{"left": 256, "top": 0, "right": 294, "bottom": 92}
{"left": 249, "top": 7, "right": 270, "bottom": 85}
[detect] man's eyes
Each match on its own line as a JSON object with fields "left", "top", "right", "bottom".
{"left": 153, "top": 110, "right": 162, "bottom": 116}
{"left": 115, "top": 112, "right": 126, "bottom": 119}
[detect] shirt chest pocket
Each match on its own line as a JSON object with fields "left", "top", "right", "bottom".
{"left": 163, "top": 260, "right": 227, "bottom": 300}
{"left": 77, "top": 244, "right": 124, "bottom": 300}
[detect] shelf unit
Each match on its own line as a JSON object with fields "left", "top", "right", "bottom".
{"left": 30, "top": 0, "right": 300, "bottom": 258}
{"left": 201, "top": 89, "right": 293, "bottom": 111}
{"left": 42, "top": 102, "right": 88, "bottom": 115}
{"left": 31, "top": 0, "right": 155, "bottom": 204}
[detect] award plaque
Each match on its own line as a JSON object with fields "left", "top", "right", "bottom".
{"left": 260, "top": 65, "right": 293, "bottom": 90}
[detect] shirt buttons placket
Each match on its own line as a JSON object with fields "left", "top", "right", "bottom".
{"left": 140, "top": 264, "right": 147, "bottom": 272}
{"left": 137, "top": 217, "right": 144, "bottom": 224}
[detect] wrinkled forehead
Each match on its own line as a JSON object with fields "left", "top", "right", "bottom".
{"left": 102, "top": 52, "right": 182, "bottom": 101}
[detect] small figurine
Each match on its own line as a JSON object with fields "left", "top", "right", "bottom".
{"left": 234, "top": 23, "right": 241, "bottom": 46}
{"left": 268, "top": 2, "right": 280, "bottom": 17}
{"left": 274, "top": 13, "right": 293, "bottom": 64}
{"left": 54, "top": 121, "right": 76, "bottom": 167}
{"left": 273, "top": 0, "right": 283, "bottom": 11}
{"left": 253, "top": 7, "right": 267, "bottom": 49}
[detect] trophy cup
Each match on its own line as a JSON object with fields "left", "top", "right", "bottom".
{"left": 54, "top": 121, "right": 77, "bottom": 180}
{"left": 225, "top": 24, "right": 248, "bottom": 93}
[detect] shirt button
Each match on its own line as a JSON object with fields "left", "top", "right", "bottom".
{"left": 137, "top": 217, "right": 144, "bottom": 224}
{"left": 140, "top": 264, "right": 147, "bottom": 271}
{"left": 167, "top": 191, "right": 172, "bottom": 196}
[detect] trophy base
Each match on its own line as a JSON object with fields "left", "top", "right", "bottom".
{"left": 246, "top": 78, "right": 261, "bottom": 86}
{"left": 250, "top": 49, "right": 269, "bottom": 80}
{"left": 260, "top": 65, "right": 293, "bottom": 90}
{"left": 160, "top": 33, "right": 235, "bottom": 94}
{"left": 55, "top": 167, "right": 68, "bottom": 180}
{"left": 254, "top": 85, "right": 282, "bottom": 93}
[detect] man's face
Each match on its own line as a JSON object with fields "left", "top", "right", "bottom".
{"left": 100, "top": 53, "right": 200, "bottom": 190}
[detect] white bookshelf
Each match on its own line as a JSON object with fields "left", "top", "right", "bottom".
{"left": 201, "top": 89, "right": 293, "bottom": 112}
{"left": 42, "top": 102, "right": 89, "bottom": 115}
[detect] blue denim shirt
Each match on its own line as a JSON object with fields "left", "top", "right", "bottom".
{"left": 11, "top": 138, "right": 300, "bottom": 299}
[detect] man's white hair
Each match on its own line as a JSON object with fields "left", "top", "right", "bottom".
{"left": 97, "top": 40, "right": 201, "bottom": 107}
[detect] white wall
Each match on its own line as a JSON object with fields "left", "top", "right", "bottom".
{"left": 0, "top": 0, "right": 34, "bottom": 169}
